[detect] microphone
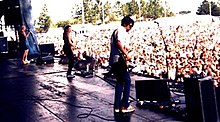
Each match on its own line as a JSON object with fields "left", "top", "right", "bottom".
{"left": 72, "top": 30, "right": 77, "bottom": 33}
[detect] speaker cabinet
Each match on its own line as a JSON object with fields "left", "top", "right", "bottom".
{"left": 216, "top": 86, "right": 220, "bottom": 119}
{"left": 74, "top": 59, "right": 96, "bottom": 71}
{"left": 135, "top": 79, "right": 171, "bottom": 105}
{"left": 0, "top": 37, "right": 7, "bottom": 52}
{"left": 4, "top": 1, "right": 22, "bottom": 26}
{"left": 184, "top": 76, "right": 219, "bottom": 122}
{"left": 39, "top": 43, "right": 55, "bottom": 56}
{"left": 8, "top": 41, "right": 18, "bottom": 55}
{"left": 36, "top": 56, "right": 54, "bottom": 65}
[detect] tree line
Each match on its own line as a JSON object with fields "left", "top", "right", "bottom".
{"left": 36, "top": 0, "right": 220, "bottom": 33}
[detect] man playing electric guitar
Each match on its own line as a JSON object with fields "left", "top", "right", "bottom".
{"left": 109, "top": 16, "right": 135, "bottom": 113}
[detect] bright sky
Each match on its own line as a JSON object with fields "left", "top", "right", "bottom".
{"left": 166, "top": 0, "right": 203, "bottom": 13}
{"left": 31, "top": 0, "right": 214, "bottom": 23}
{"left": 31, "top": 0, "right": 78, "bottom": 22}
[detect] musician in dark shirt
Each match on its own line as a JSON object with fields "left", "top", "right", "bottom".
{"left": 63, "top": 25, "right": 77, "bottom": 78}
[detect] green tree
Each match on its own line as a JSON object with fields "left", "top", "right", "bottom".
{"left": 70, "top": 2, "right": 83, "bottom": 24}
{"left": 103, "top": 1, "right": 111, "bottom": 23}
{"left": 59, "top": 0, "right": 175, "bottom": 24}
{"left": 113, "top": 1, "right": 122, "bottom": 18}
{"left": 196, "top": 0, "right": 211, "bottom": 15}
{"left": 196, "top": 0, "right": 220, "bottom": 16}
{"left": 163, "top": 1, "right": 175, "bottom": 17}
{"left": 121, "top": 3, "right": 130, "bottom": 16}
{"left": 121, "top": 0, "right": 139, "bottom": 17}
{"left": 108, "top": 13, "right": 119, "bottom": 22}
{"left": 81, "top": 0, "right": 112, "bottom": 24}
{"left": 147, "top": 0, "right": 164, "bottom": 19}
{"left": 71, "top": 3, "right": 82, "bottom": 19}
{"left": 55, "top": 20, "right": 74, "bottom": 28}
{"left": 166, "top": 11, "right": 175, "bottom": 17}
{"left": 211, "top": 3, "right": 220, "bottom": 16}
{"left": 129, "top": 0, "right": 139, "bottom": 16}
{"left": 36, "top": 4, "right": 52, "bottom": 33}
{"left": 121, "top": 0, "right": 171, "bottom": 20}
{"left": 140, "top": 0, "right": 149, "bottom": 19}
{"left": 83, "top": 0, "right": 96, "bottom": 24}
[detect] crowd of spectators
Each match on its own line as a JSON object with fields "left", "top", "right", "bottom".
{"left": 36, "top": 16, "right": 220, "bottom": 84}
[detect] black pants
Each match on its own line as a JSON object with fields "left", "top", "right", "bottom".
{"left": 63, "top": 45, "right": 75, "bottom": 75}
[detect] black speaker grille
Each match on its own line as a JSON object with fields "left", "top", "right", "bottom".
{"left": 135, "top": 79, "right": 171, "bottom": 103}
{"left": 184, "top": 77, "right": 219, "bottom": 122}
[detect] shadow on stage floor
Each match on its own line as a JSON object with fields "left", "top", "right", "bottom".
{"left": 0, "top": 57, "right": 187, "bottom": 122}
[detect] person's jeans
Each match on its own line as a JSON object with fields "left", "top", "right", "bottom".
{"left": 111, "top": 61, "right": 131, "bottom": 109}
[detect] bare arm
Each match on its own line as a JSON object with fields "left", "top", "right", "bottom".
{"left": 116, "top": 40, "right": 131, "bottom": 61}
{"left": 68, "top": 34, "right": 77, "bottom": 48}
{"left": 22, "top": 30, "right": 30, "bottom": 39}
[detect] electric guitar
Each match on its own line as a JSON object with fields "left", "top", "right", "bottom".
{"left": 118, "top": 50, "right": 132, "bottom": 70}
{"left": 118, "top": 53, "right": 127, "bottom": 69}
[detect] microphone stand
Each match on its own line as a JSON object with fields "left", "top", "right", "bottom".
{"left": 155, "top": 22, "right": 169, "bottom": 79}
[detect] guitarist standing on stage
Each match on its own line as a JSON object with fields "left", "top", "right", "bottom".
{"left": 109, "top": 16, "right": 135, "bottom": 113}
{"left": 63, "top": 25, "right": 77, "bottom": 78}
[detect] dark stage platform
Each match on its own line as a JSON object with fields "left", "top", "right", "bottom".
{"left": 0, "top": 57, "right": 185, "bottom": 122}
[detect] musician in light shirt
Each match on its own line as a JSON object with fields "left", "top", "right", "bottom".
{"left": 109, "top": 16, "right": 135, "bottom": 113}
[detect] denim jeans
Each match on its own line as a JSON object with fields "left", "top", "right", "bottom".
{"left": 111, "top": 61, "right": 131, "bottom": 109}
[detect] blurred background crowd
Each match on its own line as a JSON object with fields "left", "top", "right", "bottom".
{"left": 36, "top": 17, "right": 220, "bottom": 83}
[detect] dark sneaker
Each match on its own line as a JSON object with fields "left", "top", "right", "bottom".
{"left": 121, "top": 106, "right": 135, "bottom": 113}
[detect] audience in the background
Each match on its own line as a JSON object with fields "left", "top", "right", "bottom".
{"left": 36, "top": 18, "right": 220, "bottom": 83}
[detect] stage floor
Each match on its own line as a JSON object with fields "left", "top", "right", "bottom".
{"left": 0, "top": 57, "right": 185, "bottom": 122}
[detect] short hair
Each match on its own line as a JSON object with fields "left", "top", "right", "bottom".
{"left": 121, "top": 15, "right": 134, "bottom": 27}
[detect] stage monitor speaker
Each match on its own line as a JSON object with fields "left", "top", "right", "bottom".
{"left": 184, "top": 76, "right": 219, "bottom": 122}
{"left": 135, "top": 79, "right": 171, "bottom": 104}
{"left": 39, "top": 43, "right": 55, "bottom": 56}
{"left": 74, "top": 59, "right": 95, "bottom": 71}
{"left": 7, "top": 41, "right": 18, "bottom": 57}
{"left": 0, "top": 37, "right": 8, "bottom": 52}
{"left": 216, "top": 86, "right": 220, "bottom": 119}
{"left": 36, "top": 56, "right": 54, "bottom": 65}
